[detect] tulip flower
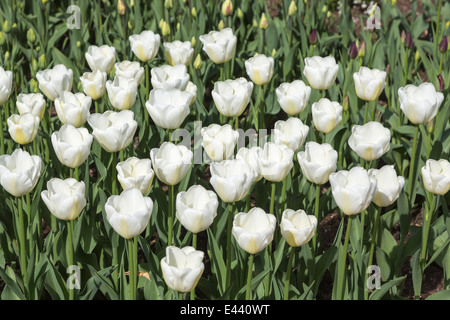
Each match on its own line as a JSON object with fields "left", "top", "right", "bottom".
{"left": 129, "top": 30, "right": 161, "bottom": 62}
{"left": 348, "top": 121, "right": 391, "bottom": 161}
{"left": 398, "top": 82, "right": 444, "bottom": 124}
{"left": 201, "top": 123, "right": 239, "bottom": 162}
{"left": 368, "top": 165, "right": 405, "bottom": 207}
{"left": 297, "top": 141, "right": 338, "bottom": 185}
{"left": 329, "top": 166, "right": 377, "bottom": 216}
{"left": 87, "top": 110, "right": 137, "bottom": 153}
{"left": 0, "top": 66, "right": 13, "bottom": 105}
{"left": 36, "top": 64, "right": 73, "bottom": 101}
{"left": 185, "top": 81, "right": 197, "bottom": 106}
{"left": 16, "top": 93, "right": 46, "bottom": 120}
{"left": 257, "top": 142, "right": 294, "bottom": 183}
{"left": 210, "top": 159, "right": 255, "bottom": 203}
{"left": 245, "top": 54, "right": 275, "bottom": 86}
{"left": 163, "top": 40, "right": 194, "bottom": 66}
{"left": 232, "top": 207, "right": 276, "bottom": 255}
{"left": 51, "top": 124, "right": 93, "bottom": 169}
{"left": 116, "top": 156, "right": 155, "bottom": 195}
{"left": 199, "top": 28, "right": 237, "bottom": 64}
{"left": 7, "top": 113, "right": 40, "bottom": 145}
{"left": 211, "top": 78, "right": 253, "bottom": 117}
{"left": 41, "top": 178, "right": 87, "bottom": 221}
{"left": 85, "top": 44, "right": 116, "bottom": 74}
{"left": 106, "top": 76, "right": 138, "bottom": 111}
{"left": 236, "top": 146, "right": 262, "bottom": 182}
{"left": 421, "top": 159, "right": 450, "bottom": 196}
{"left": 176, "top": 185, "right": 219, "bottom": 234}
{"left": 273, "top": 117, "right": 309, "bottom": 152}
{"left": 105, "top": 188, "right": 154, "bottom": 239}
{"left": 353, "top": 66, "right": 387, "bottom": 102}
{"left": 151, "top": 64, "right": 190, "bottom": 91}
{"left": 312, "top": 98, "right": 343, "bottom": 134}
{"left": 280, "top": 209, "right": 317, "bottom": 247}
{"left": 55, "top": 91, "right": 92, "bottom": 128}
{"left": 275, "top": 80, "right": 311, "bottom": 116}
{"left": 150, "top": 142, "right": 193, "bottom": 186}
{"left": 160, "top": 246, "right": 205, "bottom": 292}
{"left": 0, "top": 148, "right": 42, "bottom": 197}
{"left": 145, "top": 88, "right": 192, "bottom": 130}
{"left": 114, "top": 60, "right": 145, "bottom": 85}
{"left": 303, "top": 56, "right": 339, "bottom": 90}
{"left": 79, "top": 69, "right": 107, "bottom": 100}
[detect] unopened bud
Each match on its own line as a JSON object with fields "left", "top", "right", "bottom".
{"left": 253, "top": 19, "right": 258, "bottom": 28}
{"left": 0, "top": 32, "right": 5, "bottom": 46}
{"left": 237, "top": 8, "right": 243, "bottom": 19}
{"left": 222, "top": 0, "right": 233, "bottom": 16}
{"left": 401, "top": 30, "right": 406, "bottom": 45}
{"left": 271, "top": 48, "right": 277, "bottom": 57}
{"left": 439, "top": 36, "right": 448, "bottom": 54}
{"left": 4, "top": 51, "right": 9, "bottom": 61}
{"left": 191, "top": 7, "right": 197, "bottom": 18}
{"left": 405, "top": 32, "right": 412, "bottom": 48}
{"left": 358, "top": 41, "right": 366, "bottom": 57}
{"left": 194, "top": 54, "right": 203, "bottom": 70}
{"left": 414, "top": 50, "right": 420, "bottom": 62}
{"left": 322, "top": 5, "right": 327, "bottom": 13}
{"left": 128, "top": 19, "right": 135, "bottom": 30}
{"left": 38, "top": 54, "right": 46, "bottom": 69}
{"left": 27, "top": 28, "right": 36, "bottom": 43}
{"left": 218, "top": 20, "right": 225, "bottom": 31}
{"left": 164, "top": 0, "right": 173, "bottom": 9}
{"left": 349, "top": 41, "right": 358, "bottom": 59}
{"left": 191, "top": 36, "right": 196, "bottom": 48}
{"left": 159, "top": 19, "right": 164, "bottom": 29}
{"left": 437, "top": 74, "right": 444, "bottom": 92}
{"left": 118, "top": 0, "right": 126, "bottom": 15}
{"left": 288, "top": 0, "right": 297, "bottom": 16}
{"left": 426, "top": 119, "right": 434, "bottom": 134}
{"left": 30, "top": 79, "right": 39, "bottom": 93}
{"left": 342, "top": 95, "right": 349, "bottom": 112}
{"left": 76, "top": 41, "right": 81, "bottom": 48}
{"left": 31, "top": 59, "right": 38, "bottom": 74}
{"left": 259, "top": 13, "right": 268, "bottom": 29}
{"left": 161, "top": 20, "right": 171, "bottom": 36}
{"left": 309, "top": 28, "right": 317, "bottom": 45}
{"left": 385, "top": 64, "right": 391, "bottom": 75}
{"left": 391, "top": 0, "right": 397, "bottom": 5}
{"left": 3, "top": 20, "right": 11, "bottom": 33}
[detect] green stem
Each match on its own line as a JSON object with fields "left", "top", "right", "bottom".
{"left": 26, "top": 193, "right": 33, "bottom": 253}
{"left": 435, "top": 0, "right": 442, "bottom": 55}
{"left": 0, "top": 107, "right": 4, "bottom": 155}
{"left": 168, "top": 184, "right": 175, "bottom": 246}
{"left": 363, "top": 101, "right": 369, "bottom": 124}
{"left": 404, "top": 47, "right": 409, "bottom": 85}
{"left": 18, "top": 197, "right": 27, "bottom": 282}
{"left": 284, "top": 247, "right": 295, "bottom": 300}
{"left": 128, "top": 238, "right": 136, "bottom": 300}
{"left": 420, "top": 193, "right": 437, "bottom": 271}
{"left": 337, "top": 214, "right": 354, "bottom": 300}
{"left": 225, "top": 202, "right": 234, "bottom": 290}
{"left": 112, "top": 152, "right": 117, "bottom": 195}
{"left": 312, "top": 184, "right": 321, "bottom": 254}
{"left": 281, "top": 177, "right": 287, "bottom": 212}
{"left": 245, "top": 254, "right": 254, "bottom": 300}
{"left": 270, "top": 182, "right": 276, "bottom": 217}
{"left": 406, "top": 126, "right": 419, "bottom": 202}
{"left": 190, "top": 232, "right": 198, "bottom": 300}
{"left": 68, "top": 220, "right": 74, "bottom": 300}
{"left": 365, "top": 205, "right": 382, "bottom": 300}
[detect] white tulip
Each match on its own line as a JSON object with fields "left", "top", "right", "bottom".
{"left": 0, "top": 148, "right": 41, "bottom": 197}
{"left": 210, "top": 159, "right": 255, "bottom": 203}
{"left": 106, "top": 76, "right": 138, "bottom": 111}
{"left": 199, "top": 28, "right": 237, "bottom": 64}
{"left": 129, "top": 30, "right": 161, "bottom": 62}
{"left": 145, "top": 88, "right": 192, "bottom": 130}
{"left": 160, "top": 246, "right": 205, "bottom": 292}
{"left": 201, "top": 124, "right": 239, "bottom": 162}
{"left": 276, "top": 80, "right": 311, "bottom": 116}
{"left": 85, "top": 45, "right": 116, "bottom": 74}
{"left": 368, "top": 165, "right": 405, "bottom": 207}
{"left": 280, "top": 209, "right": 317, "bottom": 247}
{"left": 88, "top": 110, "right": 137, "bottom": 153}
{"left": 353, "top": 66, "right": 387, "bottom": 101}
{"left": 211, "top": 78, "right": 253, "bottom": 117}
{"left": 164, "top": 40, "right": 194, "bottom": 66}
{"left": 7, "top": 113, "right": 40, "bottom": 145}
{"left": 232, "top": 207, "right": 276, "bottom": 254}
{"left": 0, "top": 67, "right": 13, "bottom": 105}
{"left": 151, "top": 64, "right": 190, "bottom": 91}
{"left": 236, "top": 146, "right": 263, "bottom": 182}
{"left": 176, "top": 185, "right": 219, "bottom": 233}
{"left": 16, "top": 93, "right": 46, "bottom": 120}
{"left": 51, "top": 124, "right": 93, "bottom": 168}
{"left": 245, "top": 54, "right": 275, "bottom": 86}
{"left": 150, "top": 142, "right": 193, "bottom": 186}
{"left": 312, "top": 98, "right": 343, "bottom": 133}
{"left": 348, "top": 121, "right": 391, "bottom": 161}
{"left": 117, "top": 157, "right": 154, "bottom": 195}
{"left": 257, "top": 142, "right": 294, "bottom": 182}
{"left": 186, "top": 81, "right": 197, "bottom": 106}
{"left": 79, "top": 69, "right": 107, "bottom": 100}
{"left": 36, "top": 64, "right": 73, "bottom": 101}
{"left": 105, "top": 188, "right": 153, "bottom": 239}
{"left": 55, "top": 91, "right": 92, "bottom": 128}
{"left": 41, "top": 178, "right": 86, "bottom": 221}
{"left": 421, "top": 159, "right": 450, "bottom": 195}
{"left": 303, "top": 56, "right": 339, "bottom": 90}
{"left": 329, "top": 166, "right": 377, "bottom": 215}
{"left": 297, "top": 141, "right": 338, "bottom": 185}
{"left": 273, "top": 117, "right": 309, "bottom": 152}
{"left": 114, "top": 60, "right": 145, "bottom": 85}
{"left": 398, "top": 82, "right": 444, "bottom": 124}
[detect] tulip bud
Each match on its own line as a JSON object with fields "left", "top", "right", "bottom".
{"left": 27, "top": 28, "right": 36, "bottom": 43}
{"left": 437, "top": 74, "right": 444, "bottom": 92}
{"left": 309, "top": 28, "right": 317, "bottom": 45}
{"left": 439, "top": 36, "right": 448, "bottom": 54}
{"left": 191, "top": 7, "right": 197, "bottom": 18}
{"left": 253, "top": 19, "right": 258, "bottom": 27}
{"left": 159, "top": 18, "right": 164, "bottom": 30}
{"left": 327, "top": 11, "right": 332, "bottom": 18}
{"left": 401, "top": 30, "right": 406, "bottom": 45}
{"left": 358, "top": 41, "right": 366, "bottom": 57}
{"left": 259, "top": 12, "right": 268, "bottom": 29}
{"left": 191, "top": 36, "right": 196, "bottom": 47}
{"left": 164, "top": 0, "right": 173, "bottom": 9}
{"left": 349, "top": 41, "right": 358, "bottom": 59}
{"left": 161, "top": 20, "right": 171, "bottom": 37}
{"left": 405, "top": 32, "right": 412, "bottom": 48}
{"left": 391, "top": 0, "right": 397, "bottom": 5}
{"left": 176, "top": 22, "right": 180, "bottom": 31}
{"left": 128, "top": 19, "right": 135, "bottom": 30}
{"left": 3, "top": 20, "right": 11, "bottom": 33}
{"left": 31, "top": 58, "right": 38, "bottom": 74}
{"left": 322, "top": 5, "right": 327, "bottom": 13}
{"left": 342, "top": 94, "right": 349, "bottom": 111}
{"left": 30, "top": 79, "right": 39, "bottom": 93}
{"left": 4, "top": 51, "right": 9, "bottom": 61}
{"left": 218, "top": 20, "right": 225, "bottom": 30}
{"left": 42, "top": 0, "right": 49, "bottom": 4}
{"left": 0, "top": 32, "right": 5, "bottom": 46}
{"left": 426, "top": 119, "right": 434, "bottom": 134}
{"left": 288, "top": 0, "right": 297, "bottom": 16}
{"left": 414, "top": 50, "right": 420, "bottom": 62}
{"left": 222, "top": 0, "right": 233, "bottom": 16}
{"left": 385, "top": 64, "right": 391, "bottom": 75}
{"left": 194, "top": 53, "right": 203, "bottom": 70}
{"left": 237, "top": 8, "right": 243, "bottom": 19}
{"left": 118, "top": 0, "right": 126, "bottom": 15}
{"left": 271, "top": 48, "right": 277, "bottom": 57}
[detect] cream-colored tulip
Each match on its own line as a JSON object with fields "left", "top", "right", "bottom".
{"left": 273, "top": 117, "right": 309, "bottom": 152}
{"left": 303, "top": 56, "right": 339, "bottom": 90}
{"left": 51, "top": 124, "right": 93, "bottom": 168}
{"left": 275, "top": 80, "right": 311, "bottom": 116}
{"left": 312, "top": 98, "right": 343, "bottom": 133}
{"left": 16, "top": 93, "right": 46, "bottom": 120}
{"left": 55, "top": 91, "right": 92, "bottom": 128}
{"left": 201, "top": 124, "right": 239, "bottom": 162}
{"left": 353, "top": 66, "right": 387, "bottom": 101}
{"left": 0, "top": 67, "right": 13, "bottom": 105}
{"left": 36, "top": 64, "right": 73, "bottom": 101}
{"left": 129, "top": 30, "right": 161, "bottom": 62}
{"left": 114, "top": 60, "right": 145, "bottom": 85}
{"left": 280, "top": 209, "right": 317, "bottom": 247}
{"left": 421, "top": 159, "right": 450, "bottom": 195}
{"left": 117, "top": 157, "right": 154, "bottom": 195}
{"left": 257, "top": 142, "right": 294, "bottom": 182}
{"left": 211, "top": 78, "right": 253, "bottom": 117}
{"left": 41, "top": 178, "right": 86, "bottom": 221}
{"left": 245, "top": 54, "right": 275, "bottom": 86}
{"left": 151, "top": 64, "right": 190, "bottom": 91}
{"left": 199, "top": 28, "right": 237, "bottom": 64}
{"left": 236, "top": 146, "right": 263, "bottom": 182}
{"left": 0, "top": 148, "right": 42, "bottom": 197}
{"left": 106, "top": 76, "right": 138, "bottom": 111}
{"left": 79, "top": 69, "right": 107, "bottom": 100}
{"left": 297, "top": 141, "right": 338, "bottom": 185}
{"left": 164, "top": 40, "right": 194, "bottom": 66}
{"left": 232, "top": 207, "right": 276, "bottom": 254}
{"left": 368, "top": 165, "right": 405, "bottom": 207}
{"left": 7, "top": 113, "right": 40, "bottom": 145}
{"left": 348, "top": 121, "right": 391, "bottom": 161}
{"left": 85, "top": 45, "right": 116, "bottom": 74}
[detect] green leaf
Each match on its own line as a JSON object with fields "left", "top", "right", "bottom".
{"left": 369, "top": 276, "right": 407, "bottom": 300}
